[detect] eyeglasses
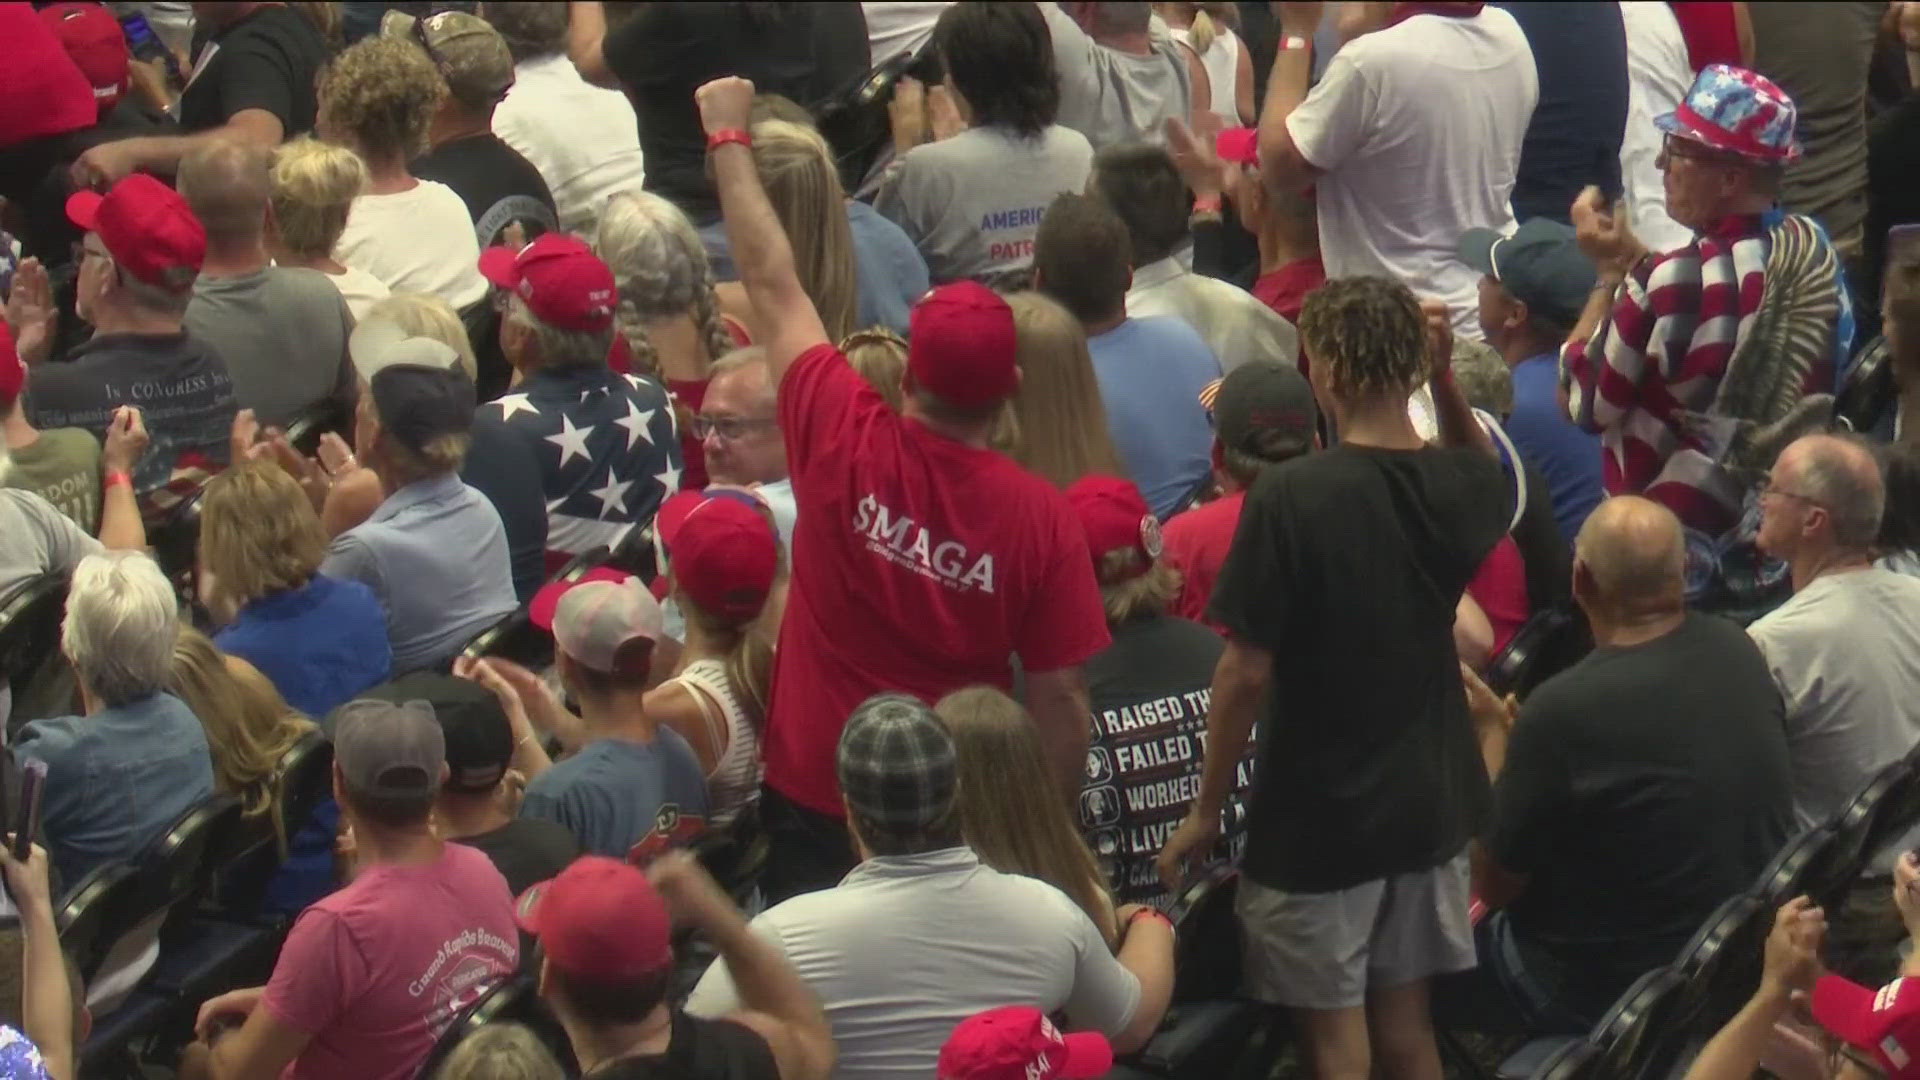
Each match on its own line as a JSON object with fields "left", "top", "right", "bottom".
{"left": 1658, "top": 134, "right": 1744, "bottom": 168}
{"left": 1761, "top": 483, "right": 1826, "bottom": 509}
{"left": 691, "top": 415, "right": 776, "bottom": 441}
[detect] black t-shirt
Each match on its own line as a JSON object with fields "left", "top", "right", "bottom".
{"left": 178, "top": 5, "right": 328, "bottom": 137}
{"left": 412, "top": 134, "right": 559, "bottom": 250}
{"left": 454, "top": 816, "right": 580, "bottom": 895}
{"left": 594, "top": 1010, "right": 780, "bottom": 1080}
{"left": 1084, "top": 614, "right": 1248, "bottom": 908}
{"left": 463, "top": 412, "right": 551, "bottom": 604}
{"left": 1209, "top": 443, "right": 1508, "bottom": 892}
{"left": 603, "top": 1, "right": 869, "bottom": 223}
{"left": 1493, "top": 1, "right": 1627, "bottom": 224}
{"left": 1490, "top": 612, "right": 1793, "bottom": 1020}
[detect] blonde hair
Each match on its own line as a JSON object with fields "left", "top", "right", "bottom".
{"left": 1164, "top": 2, "right": 1237, "bottom": 52}
{"left": 168, "top": 629, "right": 313, "bottom": 847}
{"left": 840, "top": 327, "right": 907, "bottom": 412}
{"left": 269, "top": 137, "right": 368, "bottom": 260}
{"left": 750, "top": 119, "right": 858, "bottom": 344}
{"left": 198, "top": 459, "right": 329, "bottom": 609}
{"left": 317, "top": 36, "right": 445, "bottom": 165}
{"left": 432, "top": 1024, "right": 563, "bottom": 1080}
{"left": 1095, "top": 549, "right": 1183, "bottom": 625}
{"left": 362, "top": 293, "right": 479, "bottom": 379}
{"left": 937, "top": 686, "right": 1119, "bottom": 948}
{"left": 594, "top": 191, "right": 735, "bottom": 381}
{"left": 1006, "top": 292, "right": 1125, "bottom": 487}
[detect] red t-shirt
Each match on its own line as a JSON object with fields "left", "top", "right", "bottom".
{"left": 1161, "top": 489, "right": 1245, "bottom": 632}
{"left": 262, "top": 843, "right": 519, "bottom": 1080}
{"left": 1667, "top": 2, "right": 1743, "bottom": 72}
{"left": 765, "top": 344, "right": 1112, "bottom": 816}
{"left": 666, "top": 376, "right": 710, "bottom": 491}
{"left": 1253, "top": 256, "right": 1327, "bottom": 377}
{"left": 1465, "top": 534, "right": 1530, "bottom": 658}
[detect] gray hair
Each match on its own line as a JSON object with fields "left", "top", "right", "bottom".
{"left": 707, "top": 347, "right": 775, "bottom": 408}
{"left": 593, "top": 191, "right": 734, "bottom": 379}
{"left": 110, "top": 256, "right": 195, "bottom": 318}
{"left": 1796, "top": 435, "right": 1886, "bottom": 548}
{"left": 62, "top": 551, "right": 180, "bottom": 706}
{"left": 503, "top": 293, "right": 614, "bottom": 371}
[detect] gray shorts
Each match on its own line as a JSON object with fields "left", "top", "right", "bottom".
{"left": 1236, "top": 854, "right": 1477, "bottom": 1010}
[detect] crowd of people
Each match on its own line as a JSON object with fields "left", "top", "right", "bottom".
{"left": 1, "top": 1, "right": 1920, "bottom": 1079}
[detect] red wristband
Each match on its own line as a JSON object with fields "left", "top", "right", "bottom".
{"left": 706, "top": 128, "right": 753, "bottom": 153}
{"left": 1191, "top": 195, "right": 1222, "bottom": 215}
{"left": 104, "top": 470, "right": 132, "bottom": 490}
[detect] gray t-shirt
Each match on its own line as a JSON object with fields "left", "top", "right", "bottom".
{"left": 184, "top": 266, "right": 356, "bottom": 428}
{"left": 0, "top": 488, "right": 103, "bottom": 600}
{"left": 1041, "top": 2, "right": 1192, "bottom": 151}
{"left": 4, "top": 428, "right": 102, "bottom": 535}
{"left": 1748, "top": 567, "right": 1920, "bottom": 865}
{"left": 875, "top": 124, "right": 1094, "bottom": 284}
{"left": 686, "top": 846, "right": 1140, "bottom": 1080}
{"left": 517, "top": 732, "right": 710, "bottom": 862}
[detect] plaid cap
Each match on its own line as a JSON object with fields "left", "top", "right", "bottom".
{"left": 383, "top": 9, "right": 515, "bottom": 110}
{"left": 836, "top": 693, "right": 957, "bottom": 843}
{"left": 332, "top": 698, "right": 446, "bottom": 800}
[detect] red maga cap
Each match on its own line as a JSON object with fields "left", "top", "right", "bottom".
{"left": 478, "top": 234, "right": 617, "bottom": 333}
{"left": 40, "top": 3, "right": 130, "bottom": 117}
{"left": 906, "top": 281, "right": 1018, "bottom": 409}
{"left": 66, "top": 173, "right": 205, "bottom": 289}
{"left": 516, "top": 856, "right": 674, "bottom": 982}
{"left": 938, "top": 1007, "right": 1113, "bottom": 1080}
{"left": 1813, "top": 975, "right": 1920, "bottom": 1080}
{"left": 657, "top": 489, "right": 777, "bottom": 623}
{"left": 1066, "top": 475, "right": 1162, "bottom": 578}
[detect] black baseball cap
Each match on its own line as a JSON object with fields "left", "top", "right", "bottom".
{"left": 358, "top": 672, "right": 512, "bottom": 793}
{"left": 1457, "top": 218, "right": 1597, "bottom": 328}
{"left": 1203, "top": 361, "right": 1318, "bottom": 457}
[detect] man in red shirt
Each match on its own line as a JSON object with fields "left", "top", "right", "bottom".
{"left": 1163, "top": 361, "right": 1318, "bottom": 629}
{"left": 697, "top": 76, "right": 1112, "bottom": 902}
{"left": 1217, "top": 128, "right": 1326, "bottom": 333}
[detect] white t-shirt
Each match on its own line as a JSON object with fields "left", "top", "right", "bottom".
{"left": 322, "top": 265, "right": 391, "bottom": 324}
{"left": 334, "top": 180, "right": 488, "bottom": 311}
{"left": 862, "top": 1, "right": 951, "bottom": 68}
{"left": 1169, "top": 24, "right": 1243, "bottom": 128}
{"left": 1284, "top": 7, "right": 1537, "bottom": 337}
{"left": 686, "top": 847, "right": 1138, "bottom": 1080}
{"left": 1748, "top": 568, "right": 1920, "bottom": 864}
{"left": 1618, "top": 1, "right": 1695, "bottom": 254}
{"left": 875, "top": 123, "right": 1093, "bottom": 283}
{"left": 493, "top": 54, "right": 648, "bottom": 236}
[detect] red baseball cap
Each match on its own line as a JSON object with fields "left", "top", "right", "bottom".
{"left": 516, "top": 856, "right": 674, "bottom": 983}
{"left": 938, "top": 1007, "right": 1112, "bottom": 1080}
{"left": 1066, "top": 475, "right": 1162, "bottom": 579}
{"left": 529, "top": 565, "right": 632, "bottom": 631}
{"left": 39, "top": 3, "right": 129, "bottom": 118}
{"left": 656, "top": 489, "right": 778, "bottom": 622}
{"left": 66, "top": 173, "right": 205, "bottom": 290}
{"left": 1813, "top": 975, "right": 1920, "bottom": 1079}
{"left": 478, "top": 234, "right": 617, "bottom": 333}
{"left": 907, "top": 281, "right": 1019, "bottom": 409}
{"left": 0, "top": 320, "right": 24, "bottom": 403}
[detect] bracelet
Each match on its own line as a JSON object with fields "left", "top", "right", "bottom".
{"left": 706, "top": 128, "right": 752, "bottom": 153}
{"left": 1191, "top": 195, "right": 1222, "bottom": 215}
{"left": 104, "top": 470, "right": 132, "bottom": 490}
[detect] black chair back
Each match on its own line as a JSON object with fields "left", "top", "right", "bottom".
{"left": 1754, "top": 825, "right": 1842, "bottom": 910}
{"left": 412, "top": 976, "right": 577, "bottom": 1079}
{"left": 605, "top": 525, "right": 658, "bottom": 584}
{"left": 149, "top": 488, "right": 205, "bottom": 586}
{"left": 282, "top": 399, "right": 353, "bottom": 456}
{"left": 1533, "top": 1038, "right": 1604, "bottom": 1080}
{"left": 1485, "top": 606, "right": 1593, "bottom": 700}
{"left": 56, "top": 861, "right": 141, "bottom": 982}
{"left": 149, "top": 797, "right": 243, "bottom": 932}
{"left": 1590, "top": 965, "right": 1688, "bottom": 1080}
{"left": 815, "top": 50, "right": 920, "bottom": 196}
{"left": 689, "top": 805, "right": 767, "bottom": 908}
{"left": 277, "top": 728, "right": 336, "bottom": 847}
{"left": 1168, "top": 863, "right": 1242, "bottom": 1004}
{"left": 0, "top": 573, "right": 68, "bottom": 690}
{"left": 1857, "top": 760, "right": 1920, "bottom": 874}
{"left": 463, "top": 547, "right": 616, "bottom": 669}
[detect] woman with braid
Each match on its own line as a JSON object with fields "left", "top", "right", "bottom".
{"left": 594, "top": 191, "right": 744, "bottom": 491}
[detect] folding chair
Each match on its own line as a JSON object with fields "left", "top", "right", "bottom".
{"left": 1589, "top": 965, "right": 1689, "bottom": 1080}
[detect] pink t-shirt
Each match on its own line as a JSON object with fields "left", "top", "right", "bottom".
{"left": 263, "top": 843, "right": 519, "bottom": 1080}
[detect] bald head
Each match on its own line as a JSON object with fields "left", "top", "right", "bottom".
{"left": 1574, "top": 496, "right": 1686, "bottom": 615}
{"left": 178, "top": 139, "right": 273, "bottom": 247}
{"left": 1774, "top": 434, "right": 1884, "bottom": 548}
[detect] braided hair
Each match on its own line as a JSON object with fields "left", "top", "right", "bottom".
{"left": 594, "top": 191, "right": 735, "bottom": 381}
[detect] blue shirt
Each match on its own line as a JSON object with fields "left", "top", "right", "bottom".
{"left": 519, "top": 731, "right": 710, "bottom": 862}
{"left": 846, "top": 200, "right": 930, "bottom": 335}
{"left": 1506, "top": 355, "right": 1604, "bottom": 543}
{"left": 19, "top": 692, "right": 215, "bottom": 891}
{"left": 1494, "top": 1, "right": 1627, "bottom": 225}
{"left": 214, "top": 574, "right": 391, "bottom": 719}
{"left": 319, "top": 473, "right": 517, "bottom": 674}
{"left": 1086, "top": 317, "right": 1222, "bottom": 519}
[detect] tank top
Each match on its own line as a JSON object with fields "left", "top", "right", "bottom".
{"left": 667, "top": 658, "right": 763, "bottom": 826}
{"left": 1169, "top": 24, "right": 1243, "bottom": 128}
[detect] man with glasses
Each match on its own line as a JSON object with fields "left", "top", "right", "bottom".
{"left": 698, "top": 346, "right": 795, "bottom": 547}
{"left": 1560, "top": 65, "right": 1854, "bottom": 601}
{"left": 1748, "top": 434, "right": 1920, "bottom": 980}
